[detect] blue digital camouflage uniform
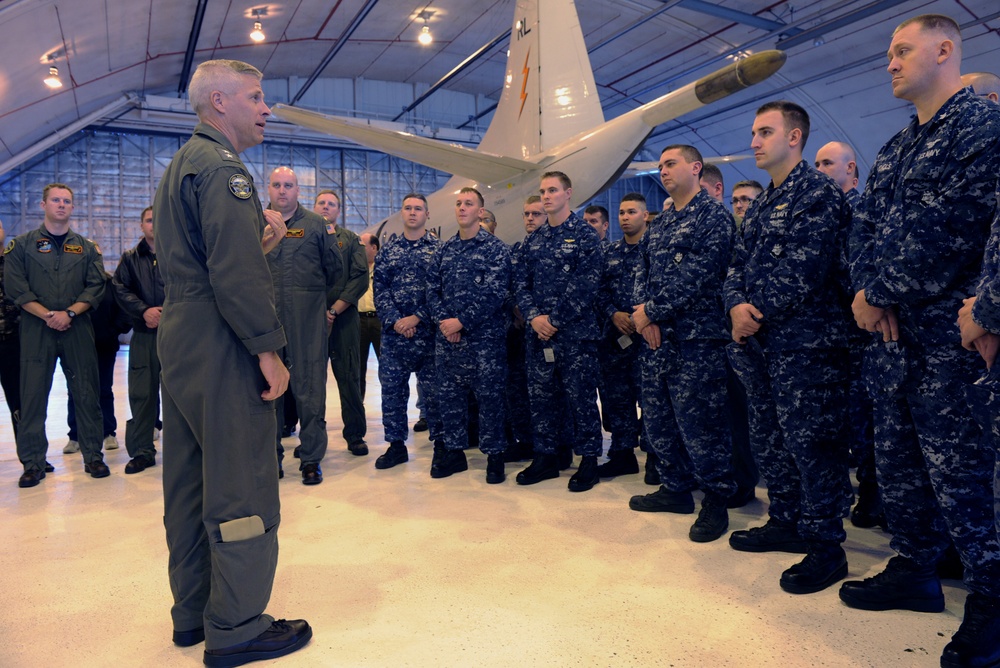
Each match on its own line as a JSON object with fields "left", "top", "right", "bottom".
{"left": 514, "top": 211, "right": 603, "bottom": 457}
{"left": 595, "top": 236, "right": 644, "bottom": 454}
{"left": 642, "top": 190, "right": 736, "bottom": 499}
{"left": 4, "top": 225, "right": 107, "bottom": 473}
{"left": 725, "top": 159, "right": 853, "bottom": 544}
{"left": 970, "top": 207, "right": 1000, "bottom": 534}
{"left": 374, "top": 232, "right": 442, "bottom": 444}
{"left": 427, "top": 228, "right": 511, "bottom": 455}
{"left": 850, "top": 87, "right": 1000, "bottom": 596}
{"left": 505, "top": 239, "right": 533, "bottom": 447}
{"left": 265, "top": 203, "right": 342, "bottom": 467}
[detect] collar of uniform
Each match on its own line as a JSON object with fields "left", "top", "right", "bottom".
{"left": 137, "top": 238, "right": 154, "bottom": 256}
{"left": 908, "top": 86, "right": 976, "bottom": 135}
{"left": 765, "top": 159, "right": 812, "bottom": 200}
{"left": 192, "top": 123, "right": 240, "bottom": 156}
{"left": 36, "top": 224, "right": 84, "bottom": 245}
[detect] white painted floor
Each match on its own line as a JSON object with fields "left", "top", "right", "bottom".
{"left": 0, "top": 349, "right": 967, "bottom": 667}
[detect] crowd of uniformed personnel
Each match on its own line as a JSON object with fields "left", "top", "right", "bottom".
{"left": 2, "top": 11, "right": 1000, "bottom": 668}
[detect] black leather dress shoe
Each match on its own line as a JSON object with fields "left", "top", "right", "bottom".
{"left": 84, "top": 460, "right": 111, "bottom": 478}
{"left": 44, "top": 461, "right": 55, "bottom": 473}
{"left": 125, "top": 454, "right": 156, "bottom": 474}
{"left": 173, "top": 627, "right": 205, "bottom": 647}
{"left": 348, "top": 441, "right": 369, "bottom": 456}
{"left": 375, "top": 442, "right": 408, "bottom": 469}
{"left": 18, "top": 469, "right": 45, "bottom": 488}
{"left": 203, "top": 619, "right": 312, "bottom": 668}
{"left": 430, "top": 449, "right": 468, "bottom": 478}
{"left": 301, "top": 462, "right": 323, "bottom": 485}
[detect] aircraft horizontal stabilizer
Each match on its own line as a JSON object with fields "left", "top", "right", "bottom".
{"left": 625, "top": 154, "right": 752, "bottom": 177}
{"left": 272, "top": 104, "right": 537, "bottom": 184}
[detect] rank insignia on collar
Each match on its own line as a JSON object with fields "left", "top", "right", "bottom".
{"left": 229, "top": 174, "right": 253, "bottom": 199}
{"left": 64, "top": 244, "right": 83, "bottom": 254}
{"left": 216, "top": 147, "right": 239, "bottom": 162}
{"left": 286, "top": 228, "right": 305, "bottom": 238}
{"left": 36, "top": 239, "right": 52, "bottom": 253}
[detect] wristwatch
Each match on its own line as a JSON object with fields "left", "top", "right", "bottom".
{"left": 66, "top": 309, "right": 77, "bottom": 319}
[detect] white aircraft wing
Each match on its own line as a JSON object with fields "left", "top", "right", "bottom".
{"left": 272, "top": 104, "right": 538, "bottom": 184}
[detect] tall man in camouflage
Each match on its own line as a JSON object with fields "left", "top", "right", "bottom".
{"left": 594, "top": 193, "right": 647, "bottom": 478}
{"left": 426, "top": 187, "right": 512, "bottom": 483}
{"left": 154, "top": 59, "right": 311, "bottom": 662}
{"left": 112, "top": 206, "right": 165, "bottom": 474}
{"left": 843, "top": 16, "right": 1000, "bottom": 668}
{"left": 315, "top": 190, "right": 369, "bottom": 457}
{"left": 629, "top": 147, "right": 736, "bottom": 543}
{"left": 724, "top": 101, "right": 853, "bottom": 593}
{"left": 266, "top": 168, "right": 343, "bottom": 485}
{"left": 373, "top": 194, "right": 443, "bottom": 469}
{"left": 4, "top": 183, "right": 109, "bottom": 487}
{"left": 514, "top": 171, "right": 604, "bottom": 492}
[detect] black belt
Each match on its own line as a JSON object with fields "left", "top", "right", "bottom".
{"left": 359, "top": 311, "right": 378, "bottom": 318}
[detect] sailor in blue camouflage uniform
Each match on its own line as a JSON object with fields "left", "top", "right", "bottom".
{"left": 426, "top": 187, "right": 512, "bottom": 483}
{"left": 264, "top": 167, "right": 343, "bottom": 485}
{"left": 503, "top": 197, "right": 545, "bottom": 463}
{"left": 594, "top": 194, "right": 647, "bottom": 479}
{"left": 628, "top": 147, "right": 736, "bottom": 544}
{"left": 841, "top": 16, "right": 1000, "bottom": 668}
{"left": 373, "top": 194, "right": 443, "bottom": 469}
{"left": 724, "top": 102, "right": 854, "bottom": 594}
{"left": 513, "top": 171, "right": 604, "bottom": 492}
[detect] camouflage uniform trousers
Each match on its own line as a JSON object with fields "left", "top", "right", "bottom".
{"left": 505, "top": 326, "right": 532, "bottom": 445}
{"left": 849, "top": 343, "right": 877, "bottom": 496}
{"left": 872, "top": 343, "right": 1000, "bottom": 597}
{"left": 379, "top": 331, "right": 441, "bottom": 443}
{"left": 598, "top": 336, "right": 641, "bottom": 453}
{"left": 525, "top": 335, "right": 602, "bottom": 457}
{"left": 965, "top": 365, "right": 1000, "bottom": 540}
{"left": 641, "top": 337, "right": 736, "bottom": 498}
{"left": 436, "top": 336, "right": 506, "bottom": 455}
{"left": 738, "top": 346, "right": 852, "bottom": 543}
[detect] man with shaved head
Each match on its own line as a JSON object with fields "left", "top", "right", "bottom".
{"left": 845, "top": 16, "right": 1000, "bottom": 666}
{"left": 962, "top": 71, "right": 1000, "bottom": 103}
{"left": 266, "top": 167, "right": 344, "bottom": 485}
{"left": 814, "top": 142, "right": 860, "bottom": 207}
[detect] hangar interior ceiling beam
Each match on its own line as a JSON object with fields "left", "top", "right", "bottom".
{"left": 677, "top": 0, "right": 801, "bottom": 36}
{"left": 177, "top": 0, "right": 209, "bottom": 95}
{"left": 589, "top": 0, "right": 686, "bottom": 54}
{"left": 393, "top": 27, "right": 512, "bottom": 122}
{"left": 775, "top": 0, "right": 913, "bottom": 49}
{"left": 291, "top": 0, "right": 380, "bottom": 105}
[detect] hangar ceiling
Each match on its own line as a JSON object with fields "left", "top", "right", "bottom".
{"left": 1, "top": 0, "right": 998, "bottom": 185}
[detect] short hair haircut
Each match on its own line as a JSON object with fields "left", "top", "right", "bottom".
{"left": 481, "top": 209, "right": 495, "bottom": 221}
{"left": 525, "top": 195, "right": 541, "bottom": 205}
{"left": 964, "top": 71, "right": 1000, "bottom": 98}
{"left": 459, "top": 187, "right": 485, "bottom": 207}
{"left": 188, "top": 60, "right": 263, "bottom": 117}
{"left": 541, "top": 171, "right": 572, "bottom": 189}
{"left": 362, "top": 234, "right": 379, "bottom": 252}
{"left": 141, "top": 206, "right": 153, "bottom": 220}
{"left": 732, "top": 179, "right": 764, "bottom": 194}
{"left": 401, "top": 193, "right": 428, "bottom": 207}
{"left": 315, "top": 189, "right": 340, "bottom": 204}
{"left": 756, "top": 100, "right": 811, "bottom": 148}
{"left": 584, "top": 205, "right": 609, "bottom": 222}
{"left": 894, "top": 14, "right": 962, "bottom": 45}
{"left": 621, "top": 192, "right": 647, "bottom": 207}
{"left": 701, "top": 163, "right": 724, "bottom": 188}
{"left": 43, "top": 183, "right": 74, "bottom": 201}
{"left": 661, "top": 144, "right": 704, "bottom": 178}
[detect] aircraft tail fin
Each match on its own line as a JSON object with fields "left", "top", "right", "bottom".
{"left": 477, "top": 0, "right": 604, "bottom": 160}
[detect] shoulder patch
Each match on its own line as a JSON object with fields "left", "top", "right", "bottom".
{"left": 3, "top": 239, "right": 13, "bottom": 254}
{"left": 229, "top": 174, "right": 253, "bottom": 200}
{"left": 216, "top": 147, "right": 240, "bottom": 162}
{"left": 286, "top": 228, "right": 305, "bottom": 238}
{"left": 326, "top": 223, "right": 336, "bottom": 235}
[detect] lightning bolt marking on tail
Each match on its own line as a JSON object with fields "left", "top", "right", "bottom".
{"left": 518, "top": 49, "right": 530, "bottom": 120}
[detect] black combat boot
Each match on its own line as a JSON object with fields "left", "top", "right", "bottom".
{"left": 838, "top": 555, "right": 944, "bottom": 612}
{"left": 596, "top": 449, "right": 639, "bottom": 477}
{"left": 568, "top": 455, "right": 600, "bottom": 492}
{"left": 941, "top": 592, "right": 1000, "bottom": 668}
{"left": 780, "top": 542, "right": 848, "bottom": 594}
{"left": 515, "top": 454, "right": 560, "bottom": 485}
{"left": 689, "top": 492, "right": 729, "bottom": 542}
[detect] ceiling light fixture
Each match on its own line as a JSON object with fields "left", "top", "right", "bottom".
{"left": 44, "top": 65, "right": 62, "bottom": 89}
{"left": 417, "top": 10, "right": 434, "bottom": 46}
{"left": 250, "top": 8, "right": 267, "bottom": 43}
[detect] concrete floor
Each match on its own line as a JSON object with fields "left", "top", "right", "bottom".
{"left": 0, "top": 349, "right": 968, "bottom": 667}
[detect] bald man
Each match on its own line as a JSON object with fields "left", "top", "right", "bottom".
{"left": 814, "top": 141, "right": 860, "bottom": 208}
{"left": 963, "top": 71, "right": 1000, "bottom": 103}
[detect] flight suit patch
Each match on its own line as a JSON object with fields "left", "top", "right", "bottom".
{"left": 286, "top": 229, "right": 305, "bottom": 238}
{"left": 229, "top": 174, "right": 253, "bottom": 199}
{"left": 64, "top": 244, "right": 83, "bottom": 254}
{"left": 326, "top": 223, "right": 335, "bottom": 235}
{"left": 4, "top": 239, "right": 13, "bottom": 254}
{"left": 36, "top": 239, "right": 53, "bottom": 253}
